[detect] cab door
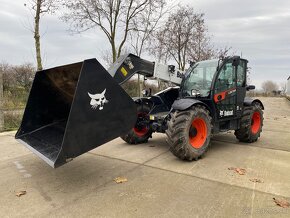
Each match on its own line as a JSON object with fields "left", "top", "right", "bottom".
{"left": 213, "top": 58, "right": 247, "bottom": 120}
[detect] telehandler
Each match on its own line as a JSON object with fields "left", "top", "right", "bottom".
{"left": 15, "top": 54, "right": 264, "bottom": 168}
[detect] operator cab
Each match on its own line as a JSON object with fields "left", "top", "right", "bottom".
{"left": 180, "top": 56, "right": 249, "bottom": 132}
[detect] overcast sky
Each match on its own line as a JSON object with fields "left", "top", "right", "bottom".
{"left": 1, "top": 0, "right": 290, "bottom": 89}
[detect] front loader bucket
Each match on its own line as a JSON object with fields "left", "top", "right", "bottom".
{"left": 15, "top": 59, "right": 136, "bottom": 168}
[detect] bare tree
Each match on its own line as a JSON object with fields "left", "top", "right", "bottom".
{"left": 100, "top": 49, "right": 114, "bottom": 68}
{"left": 129, "top": 0, "right": 166, "bottom": 57}
{"left": 25, "top": 0, "right": 59, "bottom": 70}
{"left": 261, "top": 80, "right": 279, "bottom": 95}
{"left": 0, "top": 62, "right": 11, "bottom": 91}
{"left": 63, "top": 0, "right": 163, "bottom": 63}
{"left": 0, "top": 62, "right": 35, "bottom": 111}
{"left": 187, "top": 17, "right": 215, "bottom": 62}
{"left": 129, "top": 0, "right": 166, "bottom": 96}
{"left": 101, "top": 46, "right": 131, "bottom": 69}
{"left": 13, "top": 64, "right": 36, "bottom": 92}
{"left": 1, "top": 62, "right": 35, "bottom": 92}
{"left": 150, "top": 5, "right": 205, "bottom": 70}
{"left": 214, "top": 46, "right": 233, "bottom": 59}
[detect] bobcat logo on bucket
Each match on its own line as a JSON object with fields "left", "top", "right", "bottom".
{"left": 88, "top": 89, "right": 109, "bottom": 110}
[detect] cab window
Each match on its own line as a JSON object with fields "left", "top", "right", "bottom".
{"left": 237, "top": 61, "right": 246, "bottom": 87}
{"left": 215, "top": 62, "right": 235, "bottom": 93}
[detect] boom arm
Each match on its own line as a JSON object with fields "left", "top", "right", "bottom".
{"left": 108, "top": 53, "right": 183, "bottom": 86}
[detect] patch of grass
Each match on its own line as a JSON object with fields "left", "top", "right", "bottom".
{"left": 3, "top": 89, "right": 28, "bottom": 110}
{"left": 3, "top": 113, "right": 23, "bottom": 131}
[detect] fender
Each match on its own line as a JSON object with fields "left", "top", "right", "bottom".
{"left": 133, "top": 97, "right": 154, "bottom": 108}
{"left": 244, "top": 97, "right": 264, "bottom": 110}
{"left": 133, "top": 96, "right": 173, "bottom": 115}
{"left": 172, "top": 98, "right": 212, "bottom": 114}
{"left": 132, "top": 96, "right": 164, "bottom": 106}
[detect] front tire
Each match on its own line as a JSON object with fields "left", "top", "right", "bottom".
{"left": 235, "top": 105, "right": 263, "bottom": 142}
{"left": 121, "top": 103, "right": 152, "bottom": 144}
{"left": 166, "top": 105, "right": 212, "bottom": 161}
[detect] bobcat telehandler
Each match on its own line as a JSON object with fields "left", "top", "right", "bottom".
{"left": 15, "top": 54, "right": 264, "bottom": 168}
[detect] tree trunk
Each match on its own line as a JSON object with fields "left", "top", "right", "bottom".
{"left": 34, "top": 0, "right": 43, "bottom": 71}
{"left": 111, "top": 37, "right": 117, "bottom": 63}
{"left": 0, "top": 69, "right": 4, "bottom": 132}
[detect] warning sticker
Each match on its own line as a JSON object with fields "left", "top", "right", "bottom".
{"left": 120, "top": 67, "right": 128, "bottom": 77}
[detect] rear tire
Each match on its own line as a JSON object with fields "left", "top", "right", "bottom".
{"left": 235, "top": 105, "right": 263, "bottom": 142}
{"left": 166, "top": 105, "right": 212, "bottom": 161}
{"left": 121, "top": 103, "right": 152, "bottom": 144}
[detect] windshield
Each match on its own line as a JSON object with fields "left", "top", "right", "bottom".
{"left": 182, "top": 59, "right": 219, "bottom": 97}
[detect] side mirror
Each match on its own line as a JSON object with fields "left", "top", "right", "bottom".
{"left": 191, "top": 89, "right": 201, "bottom": 97}
{"left": 246, "top": 85, "right": 255, "bottom": 91}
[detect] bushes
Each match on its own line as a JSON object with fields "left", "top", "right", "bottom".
{"left": 3, "top": 112, "right": 23, "bottom": 131}
{"left": 0, "top": 62, "right": 34, "bottom": 131}
{"left": 3, "top": 88, "right": 29, "bottom": 109}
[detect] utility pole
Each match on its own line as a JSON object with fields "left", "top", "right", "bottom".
{"left": 0, "top": 68, "right": 4, "bottom": 132}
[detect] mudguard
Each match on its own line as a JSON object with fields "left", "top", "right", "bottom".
{"left": 172, "top": 98, "right": 211, "bottom": 112}
{"left": 244, "top": 97, "right": 264, "bottom": 109}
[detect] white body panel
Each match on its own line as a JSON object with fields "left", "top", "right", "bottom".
{"left": 150, "top": 63, "right": 184, "bottom": 85}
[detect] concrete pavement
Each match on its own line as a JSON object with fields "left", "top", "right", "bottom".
{"left": 0, "top": 97, "right": 289, "bottom": 217}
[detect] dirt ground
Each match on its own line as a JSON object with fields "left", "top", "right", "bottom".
{"left": 0, "top": 97, "right": 289, "bottom": 217}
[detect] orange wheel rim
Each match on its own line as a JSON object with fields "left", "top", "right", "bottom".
{"left": 133, "top": 112, "right": 149, "bottom": 137}
{"left": 189, "top": 118, "right": 207, "bottom": 149}
{"left": 133, "top": 127, "right": 148, "bottom": 137}
{"left": 251, "top": 111, "right": 261, "bottom": 134}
